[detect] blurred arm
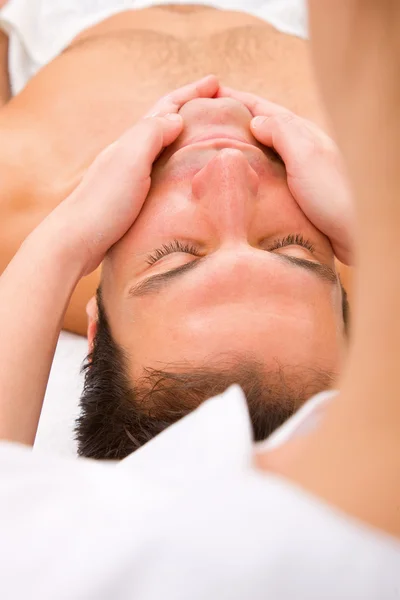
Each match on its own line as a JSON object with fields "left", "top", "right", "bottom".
{"left": 259, "top": 1, "right": 400, "bottom": 538}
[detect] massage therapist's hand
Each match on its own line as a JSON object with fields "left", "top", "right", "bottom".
{"left": 42, "top": 75, "right": 219, "bottom": 276}
{"left": 0, "top": 76, "right": 220, "bottom": 445}
{"left": 217, "top": 87, "right": 354, "bottom": 266}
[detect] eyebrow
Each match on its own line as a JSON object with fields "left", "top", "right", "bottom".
{"left": 127, "top": 253, "right": 338, "bottom": 299}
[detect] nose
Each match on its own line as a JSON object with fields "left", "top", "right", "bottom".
{"left": 191, "top": 149, "right": 259, "bottom": 237}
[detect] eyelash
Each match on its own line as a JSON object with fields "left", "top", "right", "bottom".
{"left": 146, "top": 233, "right": 315, "bottom": 265}
{"left": 270, "top": 233, "right": 315, "bottom": 253}
{"left": 146, "top": 240, "right": 200, "bottom": 265}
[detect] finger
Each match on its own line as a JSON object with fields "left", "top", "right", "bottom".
{"left": 251, "top": 112, "right": 339, "bottom": 187}
{"left": 77, "top": 115, "right": 183, "bottom": 201}
{"left": 250, "top": 114, "right": 292, "bottom": 151}
{"left": 250, "top": 113, "right": 307, "bottom": 168}
{"left": 251, "top": 114, "right": 353, "bottom": 265}
{"left": 217, "top": 85, "right": 291, "bottom": 118}
{"left": 109, "top": 113, "right": 182, "bottom": 161}
{"left": 144, "top": 75, "right": 219, "bottom": 117}
{"left": 251, "top": 113, "right": 336, "bottom": 161}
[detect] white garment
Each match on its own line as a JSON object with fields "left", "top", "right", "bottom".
{"left": 0, "top": 0, "right": 308, "bottom": 94}
{"left": 1, "top": 385, "right": 400, "bottom": 600}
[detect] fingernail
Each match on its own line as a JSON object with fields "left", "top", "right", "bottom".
{"left": 164, "top": 113, "right": 182, "bottom": 122}
{"left": 251, "top": 116, "right": 267, "bottom": 128}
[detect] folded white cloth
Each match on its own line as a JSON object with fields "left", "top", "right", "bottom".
{"left": 2, "top": 385, "right": 400, "bottom": 600}
{"left": 0, "top": 0, "right": 308, "bottom": 94}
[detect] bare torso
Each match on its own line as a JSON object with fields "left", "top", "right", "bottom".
{"left": 0, "top": 6, "right": 349, "bottom": 334}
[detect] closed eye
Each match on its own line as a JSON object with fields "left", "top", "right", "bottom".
{"left": 146, "top": 233, "right": 315, "bottom": 266}
{"left": 146, "top": 240, "right": 201, "bottom": 265}
{"left": 268, "top": 233, "right": 315, "bottom": 253}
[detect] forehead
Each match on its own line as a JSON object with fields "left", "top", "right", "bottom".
{"left": 102, "top": 247, "right": 343, "bottom": 380}
{"left": 108, "top": 279, "right": 343, "bottom": 380}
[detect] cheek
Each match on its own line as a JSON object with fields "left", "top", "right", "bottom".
{"left": 256, "top": 183, "right": 332, "bottom": 243}
{"left": 136, "top": 168, "right": 195, "bottom": 224}
{"left": 110, "top": 184, "right": 188, "bottom": 254}
{"left": 133, "top": 198, "right": 197, "bottom": 240}
{"left": 105, "top": 181, "right": 204, "bottom": 273}
{"left": 153, "top": 148, "right": 219, "bottom": 185}
{"left": 258, "top": 182, "right": 303, "bottom": 224}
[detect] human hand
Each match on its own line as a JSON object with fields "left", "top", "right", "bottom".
{"left": 41, "top": 76, "right": 219, "bottom": 276}
{"left": 217, "top": 87, "right": 354, "bottom": 265}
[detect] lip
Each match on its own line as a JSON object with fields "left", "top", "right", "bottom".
{"left": 179, "top": 133, "right": 254, "bottom": 150}
{"left": 163, "top": 136, "right": 265, "bottom": 166}
{"left": 160, "top": 133, "right": 268, "bottom": 166}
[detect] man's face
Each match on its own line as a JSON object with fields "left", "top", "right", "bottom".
{"left": 100, "top": 98, "right": 345, "bottom": 381}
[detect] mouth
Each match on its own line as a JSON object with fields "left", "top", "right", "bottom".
{"left": 169, "top": 137, "right": 260, "bottom": 162}
{"left": 158, "top": 131, "right": 282, "bottom": 169}
{"left": 180, "top": 132, "right": 254, "bottom": 149}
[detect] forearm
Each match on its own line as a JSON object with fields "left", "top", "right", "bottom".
{"left": 334, "top": 49, "right": 400, "bottom": 398}
{"left": 261, "top": 2, "right": 400, "bottom": 536}
{"left": 0, "top": 226, "right": 82, "bottom": 445}
{"left": 262, "top": 180, "right": 400, "bottom": 535}
{"left": 0, "top": 198, "right": 99, "bottom": 337}
{"left": 341, "top": 184, "right": 400, "bottom": 405}
{"left": 0, "top": 83, "right": 211, "bottom": 445}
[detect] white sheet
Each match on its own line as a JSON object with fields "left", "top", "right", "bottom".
{"left": 34, "top": 331, "right": 87, "bottom": 457}
{"left": 4, "top": 387, "right": 400, "bottom": 599}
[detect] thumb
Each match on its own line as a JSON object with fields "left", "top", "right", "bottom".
{"left": 250, "top": 114, "right": 304, "bottom": 161}
{"left": 250, "top": 115, "right": 276, "bottom": 147}
{"left": 250, "top": 113, "right": 323, "bottom": 175}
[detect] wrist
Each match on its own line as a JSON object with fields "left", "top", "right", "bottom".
{"left": 23, "top": 219, "right": 86, "bottom": 284}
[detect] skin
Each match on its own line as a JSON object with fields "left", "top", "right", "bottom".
{"left": 0, "top": 3, "right": 352, "bottom": 453}
{"left": 99, "top": 96, "right": 346, "bottom": 380}
{"left": 1, "top": 0, "right": 400, "bottom": 540}
{"left": 0, "top": 72, "right": 352, "bottom": 445}
{"left": 0, "top": 110, "right": 187, "bottom": 444}
{"left": 259, "top": 0, "right": 400, "bottom": 537}
{"left": 0, "top": 3, "right": 352, "bottom": 335}
{"left": 0, "top": 1, "right": 351, "bottom": 385}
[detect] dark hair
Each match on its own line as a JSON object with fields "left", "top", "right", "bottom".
{"left": 75, "top": 286, "right": 349, "bottom": 460}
